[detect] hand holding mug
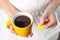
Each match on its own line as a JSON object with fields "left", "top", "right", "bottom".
{"left": 6, "top": 12, "right": 33, "bottom": 37}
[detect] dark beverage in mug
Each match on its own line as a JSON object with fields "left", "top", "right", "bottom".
{"left": 14, "top": 15, "right": 31, "bottom": 28}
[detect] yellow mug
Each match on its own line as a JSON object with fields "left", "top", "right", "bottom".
{"left": 6, "top": 12, "right": 33, "bottom": 37}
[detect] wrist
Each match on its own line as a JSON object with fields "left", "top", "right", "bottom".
{"left": 0, "top": 0, "right": 18, "bottom": 18}
{"left": 50, "top": 0, "right": 60, "bottom": 11}
{"left": 2, "top": 2, "right": 18, "bottom": 19}
{"left": 45, "top": 0, "right": 60, "bottom": 13}
{"left": 8, "top": 10, "right": 18, "bottom": 20}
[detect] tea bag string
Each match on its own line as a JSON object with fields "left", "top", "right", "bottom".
{"left": 35, "top": 0, "right": 43, "bottom": 25}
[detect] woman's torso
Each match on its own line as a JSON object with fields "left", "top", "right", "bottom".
{"left": 9, "top": 0, "right": 51, "bottom": 14}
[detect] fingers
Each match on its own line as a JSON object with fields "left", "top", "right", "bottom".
{"left": 8, "top": 24, "right": 17, "bottom": 35}
{"left": 28, "top": 32, "right": 33, "bottom": 37}
{"left": 45, "top": 18, "right": 57, "bottom": 28}
{"left": 8, "top": 24, "right": 33, "bottom": 37}
{"left": 40, "top": 12, "right": 57, "bottom": 29}
{"left": 24, "top": 32, "right": 33, "bottom": 38}
{"left": 45, "top": 20, "right": 54, "bottom": 28}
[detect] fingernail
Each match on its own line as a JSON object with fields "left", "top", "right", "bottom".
{"left": 40, "top": 22, "right": 42, "bottom": 25}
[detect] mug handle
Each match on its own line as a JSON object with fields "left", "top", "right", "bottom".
{"left": 6, "top": 20, "right": 13, "bottom": 29}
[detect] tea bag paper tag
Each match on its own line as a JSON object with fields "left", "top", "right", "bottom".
{"left": 37, "top": 24, "right": 45, "bottom": 30}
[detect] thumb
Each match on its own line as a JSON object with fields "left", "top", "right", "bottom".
{"left": 9, "top": 24, "right": 17, "bottom": 35}
{"left": 40, "top": 14, "right": 47, "bottom": 25}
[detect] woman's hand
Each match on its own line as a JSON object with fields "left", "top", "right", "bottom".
{"left": 39, "top": 0, "right": 60, "bottom": 28}
{"left": 40, "top": 11, "right": 57, "bottom": 28}
{"left": 6, "top": 6, "right": 33, "bottom": 37}
{"left": 0, "top": 0, "right": 33, "bottom": 37}
{"left": 6, "top": 5, "right": 33, "bottom": 38}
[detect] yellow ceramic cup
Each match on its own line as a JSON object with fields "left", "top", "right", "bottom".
{"left": 6, "top": 12, "right": 33, "bottom": 37}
